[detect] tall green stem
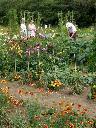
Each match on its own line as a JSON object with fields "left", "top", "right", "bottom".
{"left": 27, "top": 61, "right": 30, "bottom": 71}
{"left": 15, "top": 58, "right": 17, "bottom": 72}
{"left": 74, "top": 53, "right": 77, "bottom": 72}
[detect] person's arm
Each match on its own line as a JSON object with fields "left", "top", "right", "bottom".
{"left": 34, "top": 25, "right": 36, "bottom": 31}
{"left": 71, "top": 25, "right": 76, "bottom": 38}
{"left": 71, "top": 32, "right": 75, "bottom": 38}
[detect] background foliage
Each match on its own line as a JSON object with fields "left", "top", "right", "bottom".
{"left": 0, "top": 0, "right": 95, "bottom": 27}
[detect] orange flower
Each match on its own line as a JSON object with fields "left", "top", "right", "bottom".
{"left": 0, "top": 80, "right": 8, "bottom": 84}
{"left": 43, "top": 124, "right": 48, "bottom": 128}
{"left": 51, "top": 80, "right": 63, "bottom": 87}
{"left": 77, "top": 104, "right": 81, "bottom": 109}
{"left": 59, "top": 100, "right": 64, "bottom": 105}
{"left": 66, "top": 106, "right": 72, "bottom": 111}
{"left": 17, "top": 89, "right": 24, "bottom": 95}
{"left": 13, "top": 99, "right": 19, "bottom": 106}
{"left": 79, "top": 111, "right": 86, "bottom": 115}
{"left": 37, "top": 88, "right": 44, "bottom": 93}
{"left": 83, "top": 108, "right": 87, "bottom": 112}
{"left": 87, "top": 120, "right": 94, "bottom": 125}
{"left": 80, "top": 121, "right": 84, "bottom": 125}
{"left": 29, "top": 82, "right": 34, "bottom": 86}
{"left": 61, "top": 110, "right": 66, "bottom": 116}
{"left": 34, "top": 115, "right": 41, "bottom": 120}
{"left": 69, "top": 123, "right": 75, "bottom": 128}
{"left": 28, "top": 92, "right": 33, "bottom": 95}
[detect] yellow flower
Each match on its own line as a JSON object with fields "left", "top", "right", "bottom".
{"left": 52, "top": 84, "right": 56, "bottom": 87}
{"left": 0, "top": 86, "right": 9, "bottom": 94}
{"left": 0, "top": 79, "right": 7, "bottom": 84}
{"left": 57, "top": 84, "right": 60, "bottom": 87}
{"left": 51, "top": 81, "right": 54, "bottom": 84}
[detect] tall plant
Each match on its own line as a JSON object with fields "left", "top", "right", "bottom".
{"left": 65, "top": 11, "right": 75, "bottom": 24}
{"left": 58, "top": 11, "right": 64, "bottom": 32}
{"left": 8, "top": 9, "right": 19, "bottom": 36}
{"left": 37, "top": 12, "right": 42, "bottom": 27}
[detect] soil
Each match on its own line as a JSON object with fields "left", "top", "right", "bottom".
{"left": 0, "top": 81, "right": 96, "bottom": 119}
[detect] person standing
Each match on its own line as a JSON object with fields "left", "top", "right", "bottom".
{"left": 28, "top": 20, "right": 36, "bottom": 38}
{"left": 66, "top": 22, "right": 77, "bottom": 40}
{"left": 20, "top": 18, "right": 27, "bottom": 39}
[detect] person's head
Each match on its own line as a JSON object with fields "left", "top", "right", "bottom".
{"left": 30, "top": 20, "right": 34, "bottom": 24}
{"left": 66, "top": 22, "right": 70, "bottom": 27}
{"left": 66, "top": 22, "right": 73, "bottom": 29}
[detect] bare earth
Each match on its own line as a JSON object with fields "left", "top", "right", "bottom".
{"left": 0, "top": 81, "right": 96, "bottom": 119}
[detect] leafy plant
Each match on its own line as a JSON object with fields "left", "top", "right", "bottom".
{"left": 0, "top": 108, "right": 12, "bottom": 128}
{"left": 7, "top": 8, "right": 19, "bottom": 36}
{"left": 11, "top": 111, "right": 28, "bottom": 128}
{"left": 0, "top": 92, "right": 9, "bottom": 108}
{"left": 26, "top": 102, "right": 41, "bottom": 125}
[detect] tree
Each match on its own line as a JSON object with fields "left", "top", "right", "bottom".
{"left": 0, "top": 0, "right": 95, "bottom": 27}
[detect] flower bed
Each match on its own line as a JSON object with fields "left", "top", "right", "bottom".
{"left": 0, "top": 89, "right": 96, "bottom": 128}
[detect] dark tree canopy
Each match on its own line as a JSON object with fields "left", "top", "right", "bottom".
{"left": 0, "top": 0, "right": 95, "bottom": 27}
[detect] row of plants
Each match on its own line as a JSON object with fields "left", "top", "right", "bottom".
{"left": 0, "top": 25, "right": 96, "bottom": 94}
{"left": 0, "top": 88, "right": 96, "bottom": 128}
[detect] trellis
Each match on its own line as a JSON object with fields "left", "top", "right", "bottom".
{"left": 20, "top": 10, "right": 75, "bottom": 28}
{"left": 20, "top": 10, "right": 42, "bottom": 27}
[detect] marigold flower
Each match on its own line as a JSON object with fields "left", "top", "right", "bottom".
{"left": 80, "top": 121, "right": 84, "bottom": 125}
{"left": 69, "top": 123, "right": 75, "bottom": 128}
{"left": 0, "top": 86, "right": 9, "bottom": 94}
{"left": 28, "top": 92, "right": 33, "bottom": 95}
{"left": 77, "top": 104, "right": 81, "bottom": 108}
{"left": 0, "top": 80, "right": 8, "bottom": 84}
{"left": 87, "top": 120, "right": 94, "bottom": 125}
{"left": 83, "top": 108, "right": 87, "bottom": 112}
{"left": 34, "top": 115, "right": 41, "bottom": 120}
{"left": 17, "top": 89, "right": 24, "bottom": 95}
{"left": 43, "top": 124, "right": 48, "bottom": 128}
{"left": 61, "top": 110, "right": 66, "bottom": 116}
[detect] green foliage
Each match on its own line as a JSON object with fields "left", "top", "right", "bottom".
{"left": 47, "top": 107, "right": 56, "bottom": 115}
{"left": 87, "top": 38, "right": 96, "bottom": 72}
{"left": 0, "top": 0, "right": 95, "bottom": 27}
{"left": 26, "top": 102, "right": 41, "bottom": 124}
{"left": 0, "top": 108, "right": 12, "bottom": 128}
{"left": 20, "top": 70, "right": 33, "bottom": 84}
{"left": 0, "top": 92, "right": 9, "bottom": 108}
{"left": 54, "top": 111, "right": 94, "bottom": 128}
{"left": 7, "top": 9, "right": 19, "bottom": 36}
{"left": 11, "top": 111, "right": 28, "bottom": 128}
{"left": 87, "top": 91, "right": 92, "bottom": 100}
{"left": 0, "top": 92, "right": 12, "bottom": 128}
{"left": 0, "top": 97, "right": 96, "bottom": 128}
{"left": 0, "top": 24, "right": 96, "bottom": 94}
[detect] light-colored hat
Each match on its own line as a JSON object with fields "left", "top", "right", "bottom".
{"left": 66, "top": 22, "right": 73, "bottom": 28}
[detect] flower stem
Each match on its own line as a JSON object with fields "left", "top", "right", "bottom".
{"left": 27, "top": 61, "right": 30, "bottom": 71}
{"left": 15, "top": 58, "right": 17, "bottom": 72}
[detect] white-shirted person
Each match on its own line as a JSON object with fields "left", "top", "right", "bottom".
{"left": 20, "top": 18, "right": 27, "bottom": 39}
{"left": 66, "top": 22, "right": 77, "bottom": 40}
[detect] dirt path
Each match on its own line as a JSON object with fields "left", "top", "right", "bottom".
{"left": 0, "top": 82, "right": 96, "bottom": 119}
